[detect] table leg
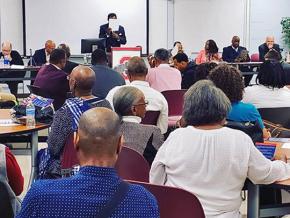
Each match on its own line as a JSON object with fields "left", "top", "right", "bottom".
{"left": 28, "top": 131, "right": 38, "bottom": 187}
{"left": 247, "top": 182, "right": 260, "bottom": 218}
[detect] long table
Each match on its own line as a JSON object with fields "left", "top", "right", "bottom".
{"left": 0, "top": 66, "right": 41, "bottom": 81}
{"left": 0, "top": 109, "right": 49, "bottom": 186}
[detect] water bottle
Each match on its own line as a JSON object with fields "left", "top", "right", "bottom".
{"left": 26, "top": 101, "right": 36, "bottom": 128}
{"left": 3, "top": 55, "right": 10, "bottom": 67}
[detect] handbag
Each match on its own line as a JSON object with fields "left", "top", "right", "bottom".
{"left": 263, "top": 119, "right": 290, "bottom": 138}
{"left": 225, "top": 120, "right": 264, "bottom": 143}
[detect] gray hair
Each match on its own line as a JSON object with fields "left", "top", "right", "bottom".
{"left": 154, "top": 48, "right": 170, "bottom": 61}
{"left": 183, "top": 80, "right": 231, "bottom": 126}
{"left": 113, "top": 86, "right": 144, "bottom": 116}
{"left": 127, "top": 56, "right": 148, "bottom": 76}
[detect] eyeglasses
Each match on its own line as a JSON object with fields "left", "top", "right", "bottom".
{"left": 133, "top": 100, "right": 149, "bottom": 107}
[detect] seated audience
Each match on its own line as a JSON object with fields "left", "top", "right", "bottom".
{"left": 194, "top": 62, "right": 218, "bottom": 83}
{"left": 58, "top": 43, "right": 78, "bottom": 74}
{"left": 208, "top": 64, "right": 270, "bottom": 138}
{"left": 173, "top": 52, "right": 197, "bottom": 89}
{"left": 31, "top": 40, "right": 56, "bottom": 66}
{"left": 0, "top": 41, "right": 25, "bottom": 96}
{"left": 243, "top": 60, "right": 290, "bottom": 108}
{"left": 264, "top": 49, "right": 290, "bottom": 85}
{"left": 150, "top": 80, "right": 290, "bottom": 218}
{"left": 107, "top": 57, "right": 168, "bottom": 134}
{"left": 40, "top": 66, "right": 111, "bottom": 179}
{"left": 259, "top": 36, "right": 281, "bottom": 62}
{"left": 146, "top": 48, "right": 181, "bottom": 92}
{"left": 34, "top": 48, "right": 69, "bottom": 110}
{"left": 0, "top": 144, "right": 24, "bottom": 196}
{"left": 222, "top": 36, "right": 248, "bottom": 63}
{"left": 18, "top": 108, "right": 159, "bottom": 217}
{"left": 195, "top": 39, "right": 221, "bottom": 64}
{"left": 90, "top": 49, "right": 125, "bottom": 98}
{"left": 113, "top": 86, "right": 163, "bottom": 164}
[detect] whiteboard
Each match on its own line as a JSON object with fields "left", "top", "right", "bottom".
{"left": 174, "top": 0, "right": 247, "bottom": 54}
{"left": 25, "top": 0, "right": 148, "bottom": 55}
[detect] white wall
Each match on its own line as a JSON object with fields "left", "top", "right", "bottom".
{"left": 173, "top": 0, "right": 247, "bottom": 55}
{"left": 0, "top": 0, "right": 23, "bottom": 53}
{"left": 249, "top": 0, "right": 290, "bottom": 54}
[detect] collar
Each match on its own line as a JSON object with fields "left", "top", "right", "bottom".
{"left": 130, "top": 80, "right": 150, "bottom": 87}
{"left": 79, "top": 166, "right": 118, "bottom": 178}
{"left": 51, "top": 63, "right": 62, "bottom": 70}
{"left": 157, "top": 63, "right": 170, "bottom": 68}
{"left": 122, "top": 115, "right": 142, "bottom": 123}
{"left": 232, "top": 46, "right": 239, "bottom": 52}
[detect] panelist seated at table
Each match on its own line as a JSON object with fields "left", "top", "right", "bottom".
{"left": 33, "top": 48, "right": 69, "bottom": 110}
{"left": 0, "top": 41, "right": 25, "bottom": 96}
{"left": 18, "top": 108, "right": 159, "bottom": 218}
{"left": 258, "top": 36, "right": 281, "bottom": 62}
{"left": 39, "top": 66, "right": 112, "bottom": 179}
{"left": 222, "top": 36, "right": 249, "bottom": 63}
{"left": 0, "top": 144, "right": 24, "bottom": 196}
{"left": 99, "top": 13, "right": 127, "bottom": 52}
{"left": 195, "top": 39, "right": 222, "bottom": 64}
{"left": 150, "top": 80, "right": 290, "bottom": 218}
{"left": 30, "top": 40, "right": 56, "bottom": 66}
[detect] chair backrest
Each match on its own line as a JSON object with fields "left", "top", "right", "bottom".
{"left": 0, "top": 181, "right": 14, "bottom": 218}
{"left": 115, "top": 146, "right": 150, "bottom": 182}
{"left": 61, "top": 133, "right": 78, "bottom": 170}
{"left": 141, "top": 111, "right": 160, "bottom": 125}
{"left": 250, "top": 53, "right": 260, "bottom": 62}
{"left": 129, "top": 180, "right": 205, "bottom": 218}
{"left": 258, "top": 107, "right": 290, "bottom": 128}
{"left": 27, "top": 85, "right": 47, "bottom": 97}
{"left": 161, "top": 89, "right": 187, "bottom": 116}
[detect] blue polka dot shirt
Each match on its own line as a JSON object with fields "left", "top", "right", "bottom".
{"left": 17, "top": 166, "right": 159, "bottom": 218}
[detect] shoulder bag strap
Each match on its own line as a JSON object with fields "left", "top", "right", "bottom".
{"left": 96, "top": 181, "right": 129, "bottom": 218}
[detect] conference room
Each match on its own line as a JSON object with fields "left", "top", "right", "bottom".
{"left": 1, "top": 0, "right": 290, "bottom": 217}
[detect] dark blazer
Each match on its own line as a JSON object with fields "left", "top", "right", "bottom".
{"left": 63, "top": 61, "right": 79, "bottom": 74}
{"left": 99, "top": 23, "right": 126, "bottom": 52}
{"left": 34, "top": 64, "right": 69, "bottom": 110}
{"left": 181, "top": 61, "right": 197, "bottom": 89}
{"left": 258, "top": 43, "right": 281, "bottom": 62}
{"left": 90, "top": 64, "right": 125, "bottom": 98}
{"left": 31, "top": 48, "right": 46, "bottom": 66}
{"left": 222, "top": 46, "right": 247, "bottom": 63}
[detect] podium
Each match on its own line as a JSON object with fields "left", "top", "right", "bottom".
{"left": 111, "top": 47, "right": 142, "bottom": 68}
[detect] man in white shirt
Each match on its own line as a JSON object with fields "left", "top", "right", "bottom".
{"left": 106, "top": 57, "right": 168, "bottom": 134}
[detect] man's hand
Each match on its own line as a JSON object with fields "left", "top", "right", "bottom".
{"left": 111, "top": 32, "right": 119, "bottom": 39}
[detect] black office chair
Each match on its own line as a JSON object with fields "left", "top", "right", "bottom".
{"left": 258, "top": 107, "right": 290, "bottom": 129}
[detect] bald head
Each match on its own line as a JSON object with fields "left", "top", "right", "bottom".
{"left": 1, "top": 41, "right": 12, "bottom": 56}
{"left": 76, "top": 108, "right": 122, "bottom": 162}
{"left": 45, "top": 40, "right": 56, "bottom": 54}
{"left": 265, "top": 36, "right": 275, "bottom": 49}
{"left": 231, "top": 36, "right": 240, "bottom": 48}
{"left": 70, "top": 66, "right": 95, "bottom": 94}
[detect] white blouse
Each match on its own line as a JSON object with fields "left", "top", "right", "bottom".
{"left": 150, "top": 126, "right": 290, "bottom": 218}
{"left": 243, "top": 85, "right": 290, "bottom": 108}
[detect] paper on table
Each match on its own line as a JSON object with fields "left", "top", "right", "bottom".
{"left": 11, "top": 65, "right": 25, "bottom": 69}
{"left": 0, "top": 119, "right": 20, "bottom": 126}
{"left": 109, "top": 19, "right": 120, "bottom": 32}
{"left": 282, "top": 143, "right": 290, "bottom": 149}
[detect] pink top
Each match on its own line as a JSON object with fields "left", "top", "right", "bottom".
{"left": 146, "top": 64, "right": 181, "bottom": 93}
{"left": 195, "top": 49, "right": 221, "bottom": 64}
